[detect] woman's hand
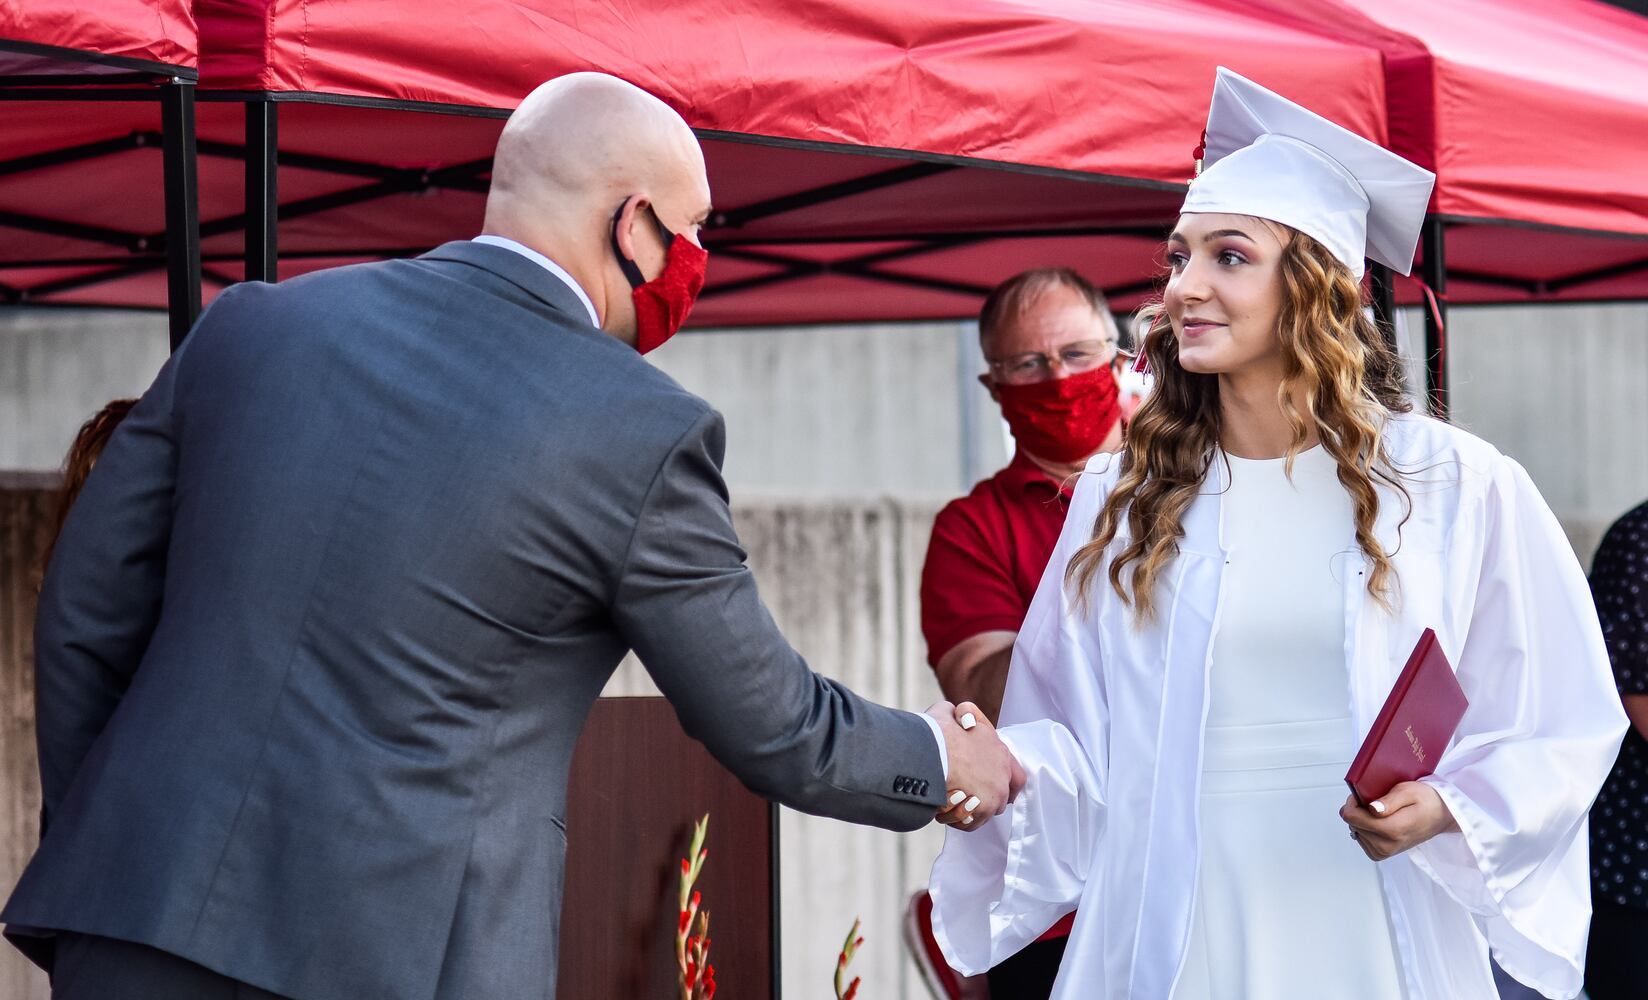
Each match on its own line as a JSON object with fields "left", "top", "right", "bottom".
{"left": 1340, "top": 781, "right": 1460, "bottom": 861}
{"left": 933, "top": 702, "right": 1026, "bottom": 831}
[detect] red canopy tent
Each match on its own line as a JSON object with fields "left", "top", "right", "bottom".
{"left": 0, "top": 0, "right": 1394, "bottom": 334}
{"left": 1230, "top": 0, "right": 1648, "bottom": 406}
{"left": 6, "top": 0, "right": 1644, "bottom": 360}
{"left": 0, "top": 0, "right": 202, "bottom": 344}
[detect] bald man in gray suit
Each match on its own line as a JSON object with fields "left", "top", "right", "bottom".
{"left": 3, "top": 74, "right": 1021, "bottom": 1000}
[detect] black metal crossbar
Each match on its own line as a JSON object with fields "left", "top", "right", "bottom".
{"left": 702, "top": 230, "right": 1158, "bottom": 303}
{"left": 1547, "top": 254, "right": 1648, "bottom": 294}
{"left": 0, "top": 131, "right": 159, "bottom": 178}
{"left": 709, "top": 162, "right": 956, "bottom": 230}
{"left": 0, "top": 209, "right": 145, "bottom": 249}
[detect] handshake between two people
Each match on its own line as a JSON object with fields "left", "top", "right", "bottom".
{"left": 924, "top": 700, "right": 1027, "bottom": 831}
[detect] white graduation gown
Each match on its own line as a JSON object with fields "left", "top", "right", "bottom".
{"left": 928, "top": 413, "right": 1627, "bottom": 1000}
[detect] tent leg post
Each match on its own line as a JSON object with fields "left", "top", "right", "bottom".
{"left": 1368, "top": 262, "right": 1397, "bottom": 352}
{"left": 161, "top": 78, "right": 201, "bottom": 351}
{"left": 246, "top": 100, "right": 279, "bottom": 283}
{"left": 1420, "top": 218, "right": 1449, "bottom": 419}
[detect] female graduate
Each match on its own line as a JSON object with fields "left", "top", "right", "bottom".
{"left": 927, "top": 69, "right": 1628, "bottom": 1000}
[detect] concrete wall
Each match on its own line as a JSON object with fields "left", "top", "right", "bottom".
{"left": 0, "top": 310, "right": 170, "bottom": 472}
{"left": 1442, "top": 303, "right": 1648, "bottom": 564}
{"left": 647, "top": 320, "right": 1009, "bottom": 500}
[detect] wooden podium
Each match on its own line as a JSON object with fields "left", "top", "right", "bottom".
{"left": 558, "top": 697, "right": 778, "bottom": 998}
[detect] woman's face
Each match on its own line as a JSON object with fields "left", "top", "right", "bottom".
{"left": 1162, "top": 213, "right": 1288, "bottom": 377}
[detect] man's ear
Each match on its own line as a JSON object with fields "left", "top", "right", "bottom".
{"left": 612, "top": 195, "right": 649, "bottom": 264}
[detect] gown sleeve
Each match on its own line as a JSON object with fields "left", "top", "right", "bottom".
{"left": 927, "top": 458, "right": 1116, "bottom": 975}
{"left": 1409, "top": 454, "right": 1629, "bottom": 998}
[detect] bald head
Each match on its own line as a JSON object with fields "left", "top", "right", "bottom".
{"left": 482, "top": 73, "right": 712, "bottom": 339}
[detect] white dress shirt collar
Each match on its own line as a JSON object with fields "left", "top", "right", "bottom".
{"left": 471, "top": 235, "right": 600, "bottom": 328}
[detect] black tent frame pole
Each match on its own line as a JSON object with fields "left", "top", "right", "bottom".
{"left": 246, "top": 100, "right": 279, "bottom": 283}
{"left": 1420, "top": 219, "right": 1449, "bottom": 418}
{"left": 1367, "top": 263, "right": 1397, "bottom": 352}
{"left": 161, "top": 78, "right": 201, "bottom": 350}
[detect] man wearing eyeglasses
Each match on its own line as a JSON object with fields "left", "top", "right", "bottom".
{"left": 913, "top": 268, "right": 1125, "bottom": 1000}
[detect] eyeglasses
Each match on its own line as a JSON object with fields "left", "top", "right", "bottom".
{"left": 986, "top": 338, "right": 1116, "bottom": 385}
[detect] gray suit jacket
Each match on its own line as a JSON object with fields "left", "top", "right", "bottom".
{"left": 2, "top": 242, "right": 946, "bottom": 1000}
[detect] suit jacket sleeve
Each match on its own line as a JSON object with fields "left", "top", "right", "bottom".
{"left": 33, "top": 340, "right": 184, "bottom": 829}
{"left": 611, "top": 408, "right": 945, "bottom": 832}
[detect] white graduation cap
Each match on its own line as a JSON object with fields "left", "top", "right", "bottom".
{"left": 1181, "top": 67, "right": 1435, "bottom": 278}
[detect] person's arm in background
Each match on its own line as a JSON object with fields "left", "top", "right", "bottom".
{"left": 934, "top": 633, "right": 1015, "bottom": 726}
{"left": 920, "top": 503, "right": 1026, "bottom": 725}
{"left": 612, "top": 409, "right": 1021, "bottom": 830}
{"left": 1621, "top": 699, "right": 1648, "bottom": 742}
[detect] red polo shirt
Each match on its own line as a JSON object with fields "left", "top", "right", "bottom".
{"left": 920, "top": 449, "right": 1077, "bottom": 943}
{"left": 921, "top": 450, "right": 1072, "bottom": 668}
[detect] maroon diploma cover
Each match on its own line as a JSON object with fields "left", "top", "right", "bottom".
{"left": 1344, "top": 628, "right": 1468, "bottom": 807}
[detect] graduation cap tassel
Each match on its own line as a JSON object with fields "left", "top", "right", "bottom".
{"left": 1130, "top": 317, "right": 1161, "bottom": 377}
{"left": 1191, "top": 129, "right": 1208, "bottom": 183}
{"left": 1131, "top": 336, "right": 1152, "bottom": 376}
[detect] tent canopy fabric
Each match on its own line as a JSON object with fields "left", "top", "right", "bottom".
{"left": 8, "top": 0, "right": 1399, "bottom": 323}
{"left": 0, "top": 0, "right": 195, "bottom": 79}
{"left": 195, "top": 0, "right": 1389, "bottom": 187}
{"left": 3, "top": 0, "right": 1646, "bottom": 322}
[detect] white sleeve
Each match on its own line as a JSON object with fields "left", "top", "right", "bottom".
{"left": 1410, "top": 455, "right": 1628, "bottom": 998}
{"left": 927, "top": 462, "right": 1114, "bottom": 975}
{"left": 920, "top": 711, "right": 949, "bottom": 779}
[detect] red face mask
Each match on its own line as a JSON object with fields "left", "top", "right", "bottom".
{"left": 993, "top": 365, "right": 1122, "bottom": 463}
{"left": 611, "top": 203, "right": 708, "bottom": 354}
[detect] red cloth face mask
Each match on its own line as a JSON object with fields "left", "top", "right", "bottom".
{"left": 611, "top": 203, "right": 708, "bottom": 354}
{"left": 993, "top": 365, "right": 1122, "bottom": 463}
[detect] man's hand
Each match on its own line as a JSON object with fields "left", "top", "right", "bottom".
{"left": 925, "top": 699, "right": 1026, "bottom": 831}
{"left": 1340, "top": 781, "right": 1460, "bottom": 861}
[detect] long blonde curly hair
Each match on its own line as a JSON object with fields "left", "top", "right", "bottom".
{"left": 1069, "top": 227, "right": 1412, "bottom": 625}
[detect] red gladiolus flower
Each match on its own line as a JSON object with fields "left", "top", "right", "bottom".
{"left": 676, "top": 814, "right": 713, "bottom": 1000}
{"left": 834, "top": 916, "right": 864, "bottom": 1000}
